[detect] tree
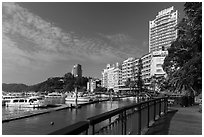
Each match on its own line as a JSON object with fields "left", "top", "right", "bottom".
{"left": 163, "top": 2, "right": 202, "bottom": 95}
{"left": 124, "top": 78, "right": 135, "bottom": 94}
{"left": 64, "top": 72, "right": 74, "bottom": 79}
{"left": 150, "top": 75, "right": 167, "bottom": 93}
{"left": 93, "top": 87, "right": 107, "bottom": 93}
{"left": 136, "top": 58, "right": 144, "bottom": 94}
{"left": 124, "top": 58, "right": 145, "bottom": 95}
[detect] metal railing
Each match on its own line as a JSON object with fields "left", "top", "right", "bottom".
{"left": 49, "top": 97, "right": 168, "bottom": 135}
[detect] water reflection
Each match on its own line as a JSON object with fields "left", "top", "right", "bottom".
{"left": 3, "top": 98, "right": 138, "bottom": 135}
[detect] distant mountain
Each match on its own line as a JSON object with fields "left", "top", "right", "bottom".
{"left": 2, "top": 83, "right": 28, "bottom": 92}
{"left": 2, "top": 72, "right": 89, "bottom": 93}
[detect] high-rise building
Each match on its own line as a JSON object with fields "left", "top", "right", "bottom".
{"left": 149, "top": 6, "right": 178, "bottom": 53}
{"left": 102, "top": 6, "right": 178, "bottom": 92}
{"left": 72, "top": 64, "right": 82, "bottom": 77}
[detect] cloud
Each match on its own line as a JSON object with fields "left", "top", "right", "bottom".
{"left": 3, "top": 2, "right": 125, "bottom": 69}
{"left": 2, "top": 2, "right": 148, "bottom": 84}
{"left": 98, "top": 33, "right": 147, "bottom": 58}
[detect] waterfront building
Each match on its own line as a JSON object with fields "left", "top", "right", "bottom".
{"left": 141, "top": 53, "right": 151, "bottom": 85}
{"left": 120, "top": 50, "right": 167, "bottom": 89}
{"left": 113, "top": 63, "right": 123, "bottom": 92}
{"left": 149, "top": 6, "right": 178, "bottom": 53}
{"left": 102, "top": 63, "right": 122, "bottom": 92}
{"left": 102, "top": 6, "right": 178, "bottom": 92}
{"left": 150, "top": 50, "right": 168, "bottom": 77}
{"left": 122, "top": 57, "right": 137, "bottom": 84}
{"left": 72, "top": 64, "right": 82, "bottom": 78}
{"left": 87, "top": 78, "right": 101, "bottom": 92}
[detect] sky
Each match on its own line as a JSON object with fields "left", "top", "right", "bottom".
{"left": 2, "top": 2, "right": 185, "bottom": 85}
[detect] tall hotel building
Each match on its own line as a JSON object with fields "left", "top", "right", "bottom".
{"left": 102, "top": 7, "right": 178, "bottom": 92}
{"left": 149, "top": 6, "right": 178, "bottom": 53}
{"left": 72, "top": 64, "right": 82, "bottom": 78}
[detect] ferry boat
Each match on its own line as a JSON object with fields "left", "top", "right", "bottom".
{"left": 5, "top": 96, "right": 47, "bottom": 108}
{"left": 2, "top": 95, "right": 20, "bottom": 106}
{"left": 65, "top": 92, "right": 93, "bottom": 104}
{"left": 45, "top": 92, "right": 65, "bottom": 98}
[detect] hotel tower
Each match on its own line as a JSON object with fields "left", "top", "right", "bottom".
{"left": 149, "top": 6, "right": 178, "bottom": 53}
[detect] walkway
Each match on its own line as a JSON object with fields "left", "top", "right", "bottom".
{"left": 146, "top": 105, "right": 202, "bottom": 135}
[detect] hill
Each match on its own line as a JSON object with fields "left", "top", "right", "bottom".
{"left": 2, "top": 83, "right": 28, "bottom": 92}
{"left": 2, "top": 73, "right": 89, "bottom": 93}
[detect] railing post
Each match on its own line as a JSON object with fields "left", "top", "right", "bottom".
{"left": 138, "top": 104, "right": 141, "bottom": 135}
{"left": 109, "top": 118, "right": 111, "bottom": 124}
{"left": 120, "top": 113, "right": 123, "bottom": 135}
{"left": 159, "top": 99, "right": 161, "bottom": 117}
{"left": 164, "top": 97, "right": 168, "bottom": 114}
{"left": 124, "top": 110, "right": 127, "bottom": 135}
{"left": 154, "top": 100, "right": 156, "bottom": 121}
{"left": 147, "top": 102, "right": 150, "bottom": 128}
{"left": 85, "top": 129, "right": 88, "bottom": 135}
{"left": 92, "top": 125, "right": 95, "bottom": 135}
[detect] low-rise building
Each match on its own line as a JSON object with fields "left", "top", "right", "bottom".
{"left": 102, "top": 63, "right": 122, "bottom": 92}
{"left": 87, "top": 78, "right": 101, "bottom": 92}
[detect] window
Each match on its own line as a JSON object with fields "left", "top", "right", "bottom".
{"left": 156, "top": 69, "right": 162, "bottom": 72}
{"left": 19, "top": 99, "right": 25, "bottom": 102}
{"left": 156, "top": 64, "right": 162, "bottom": 67}
{"left": 13, "top": 100, "right": 18, "bottom": 103}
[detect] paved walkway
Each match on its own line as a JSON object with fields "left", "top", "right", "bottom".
{"left": 146, "top": 105, "right": 202, "bottom": 135}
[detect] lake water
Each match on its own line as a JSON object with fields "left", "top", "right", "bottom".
{"left": 2, "top": 97, "right": 138, "bottom": 135}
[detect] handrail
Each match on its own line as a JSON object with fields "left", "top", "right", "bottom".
{"left": 87, "top": 98, "right": 158, "bottom": 125}
{"left": 87, "top": 107, "right": 124, "bottom": 125}
{"left": 49, "top": 97, "right": 168, "bottom": 135}
{"left": 49, "top": 121, "right": 89, "bottom": 135}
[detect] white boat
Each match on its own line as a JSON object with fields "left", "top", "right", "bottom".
{"left": 65, "top": 92, "right": 93, "bottom": 104}
{"left": 45, "top": 92, "right": 65, "bottom": 98}
{"left": 2, "top": 95, "right": 20, "bottom": 106}
{"left": 5, "top": 96, "right": 47, "bottom": 108}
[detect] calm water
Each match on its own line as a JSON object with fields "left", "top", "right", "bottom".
{"left": 2, "top": 97, "right": 65, "bottom": 119}
{"left": 2, "top": 98, "right": 138, "bottom": 135}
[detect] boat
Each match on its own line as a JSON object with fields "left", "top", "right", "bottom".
{"left": 2, "top": 95, "right": 20, "bottom": 106}
{"left": 5, "top": 96, "right": 47, "bottom": 108}
{"left": 65, "top": 92, "right": 93, "bottom": 104}
{"left": 45, "top": 92, "right": 65, "bottom": 98}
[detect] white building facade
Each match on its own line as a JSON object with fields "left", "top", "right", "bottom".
{"left": 150, "top": 51, "right": 168, "bottom": 77}
{"left": 102, "top": 63, "right": 122, "bottom": 92}
{"left": 102, "top": 7, "right": 178, "bottom": 92}
{"left": 149, "top": 6, "right": 178, "bottom": 53}
{"left": 87, "top": 78, "right": 101, "bottom": 92}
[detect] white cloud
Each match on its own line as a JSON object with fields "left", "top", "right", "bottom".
{"left": 3, "top": 2, "right": 148, "bottom": 84}
{"left": 3, "top": 2, "right": 125, "bottom": 69}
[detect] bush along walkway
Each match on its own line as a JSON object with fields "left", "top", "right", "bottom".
{"left": 146, "top": 105, "right": 202, "bottom": 135}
